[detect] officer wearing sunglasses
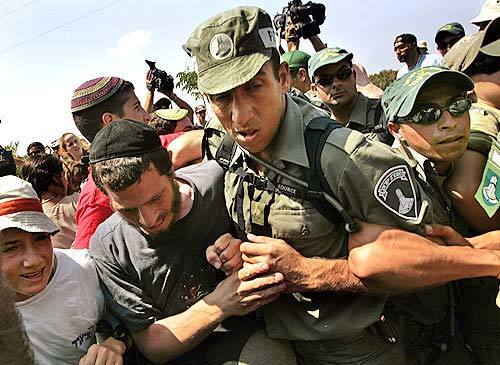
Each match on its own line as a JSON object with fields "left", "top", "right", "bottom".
{"left": 309, "top": 47, "right": 384, "bottom": 136}
{"left": 380, "top": 66, "right": 492, "bottom": 363}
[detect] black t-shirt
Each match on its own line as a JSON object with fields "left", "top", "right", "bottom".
{"left": 90, "top": 161, "right": 231, "bottom": 332}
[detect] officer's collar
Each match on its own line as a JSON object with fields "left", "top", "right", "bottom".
{"left": 347, "top": 92, "right": 369, "bottom": 127}
{"left": 270, "top": 94, "right": 311, "bottom": 168}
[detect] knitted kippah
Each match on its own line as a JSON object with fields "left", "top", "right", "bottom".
{"left": 71, "top": 77, "right": 124, "bottom": 113}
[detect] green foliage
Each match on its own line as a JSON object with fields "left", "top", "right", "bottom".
{"left": 3, "top": 141, "right": 19, "bottom": 154}
{"left": 369, "top": 69, "right": 397, "bottom": 91}
{"left": 176, "top": 69, "right": 202, "bottom": 100}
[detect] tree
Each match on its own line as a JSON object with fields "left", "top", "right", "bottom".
{"left": 369, "top": 69, "right": 397, "bottom": 91}
{"left": 176, "top": 69, "right": 202, "bottom": 100}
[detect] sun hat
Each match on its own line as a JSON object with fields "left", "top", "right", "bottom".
{"left": 0, "top": 176, "right": 59, "bottom": 234}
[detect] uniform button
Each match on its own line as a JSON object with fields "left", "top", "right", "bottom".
{"left": 301, "top": 226, "right": 309, "bottom": 236}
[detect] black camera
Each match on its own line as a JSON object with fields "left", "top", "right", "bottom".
{"left": 145, "top": 60, "right": 175, "bottom": 94}
{"left": 274, "top": 0, "right": 326, "bottom": 41}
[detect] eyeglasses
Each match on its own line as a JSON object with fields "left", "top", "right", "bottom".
{"left": 315, "top": 67, "right": 353, "bottom": 87}
{"left": 397, "top": 97, "right": 472, "bottom": 125}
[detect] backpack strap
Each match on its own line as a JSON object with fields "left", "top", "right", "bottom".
{"left": 372, "top": 100, "right": 395, "bottom": 146}
{"left": 305, "top": 117, "right": 359, "bottom": 233}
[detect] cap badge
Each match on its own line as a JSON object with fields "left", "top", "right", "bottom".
{"left": 209, "top": 33, "right": 234, "bottom": 61}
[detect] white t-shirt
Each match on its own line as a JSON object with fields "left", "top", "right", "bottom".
{"left": 16, "top": 249, "right": 105, "bottom": 365}
{"left": 397, "top": 53, "right": 443, "bottom": 79}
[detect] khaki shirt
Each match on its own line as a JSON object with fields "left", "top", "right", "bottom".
{"left": 468, "top": 99, "right": 500, "bottom": 156}
{"left": 212, "top": 95, "right": 431, "bottom": 340}
{"left": 390, "top": 143, "right": 469, "bottom": 325}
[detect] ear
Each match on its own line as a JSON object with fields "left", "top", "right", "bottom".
{"left": 279, "top": 61, "right": 290, "bottom": 92}
{"left": 297, "top": 68, "right": 308, "bottom": 82}
{"left": 387, "top": 121, "right": 404, "bottom": 141}
{"left": 102, "top": 112, "right": 115, "bottom": 126}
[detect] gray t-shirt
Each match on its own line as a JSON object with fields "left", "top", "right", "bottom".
{"left": 90, "top": 161, "right": 231, "bottom": 332}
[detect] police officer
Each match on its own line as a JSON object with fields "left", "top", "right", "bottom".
{"left": 309, "top": 47, "right": 384, "bottom": 134}
{"left": 186, "top": 7, "right": 500, "bottom": 364}
{"left": 382, "top": 66, "right": 479, "bottom": 364}
{"left": 443, "top": 17, "right": 500, "bottom": 232}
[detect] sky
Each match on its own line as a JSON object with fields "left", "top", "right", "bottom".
{"left": 0, "top": 0, "right": 484, "bottom": 155}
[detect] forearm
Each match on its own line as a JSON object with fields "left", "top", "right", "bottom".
{"left": 348, "top": 229, "right": 500, "bottom": 291}
{"left": 308, "top": 35, "right": 326, "bottom": 51}
{"left": 133, "top": 296, "right": 224, "bottom": 364}
{"left": 167, "top": 130, "right": 203, "bottom": 170}
{"left": 468, "top": 230, "right": 500, "bottom": 250}
{"left": 143, "top": 90, "right": 154, "bottom": 114}
{"left": 293, "top": 256, "right": 368, "bottom": 294}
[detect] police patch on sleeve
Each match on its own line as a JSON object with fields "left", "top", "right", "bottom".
{"left": 374, "top": 165, "right": 419, "bottom": 220}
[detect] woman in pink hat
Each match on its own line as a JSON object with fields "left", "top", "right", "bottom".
{"left": 0, "top": 175, "right": 127, "bottom": 365}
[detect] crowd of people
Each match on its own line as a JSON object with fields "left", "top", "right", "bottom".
{"left": 0, "top": 1, "right": 499, "bottom": 364}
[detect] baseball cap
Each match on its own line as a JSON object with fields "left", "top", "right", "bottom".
{"left": 71, "top": 77, "right": 125, "bottom": 113}
{"left": 154, "top": 108, "right": 188, "bottom": 121}
{"left": 470, "top": 0, "right": 500, "bottom": 25}
{"left": 308, "top": 47, "right": 353, "bottom": 77}
{"left": 281, "top": 50, "right": 311, "bottom": 70}
{"left": 0, "top": 176, "right": 59, "bottom": 234}
{"left": 195, "top": 105, "right": 207, "bottom": 113}
{"left": 435, "top": 22, "right": 465, "bottom": 43}
{"left": 382, "top": 66, "right": 474, "bottom": 122}
{"left": 417, "top": 40, "right": 428, "bottom": 49}
{"left": 185, "top": 6, "right": 277, "bottom": 95}
{"left": 90, "top": 119, "right": 163, "bottom": 164}
{"left": 443, "top": 17, "right": 500, "bottom": 72}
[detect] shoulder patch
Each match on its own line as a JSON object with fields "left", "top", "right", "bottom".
{"left": 374, "top": 165, "right": 419, "bottom": 220}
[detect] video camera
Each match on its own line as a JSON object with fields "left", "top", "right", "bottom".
{"left": 274, "top": 0, "right": 326, "bottom": 41}
{"left": 145, "top": 60, "right": 175, "bottom": 94}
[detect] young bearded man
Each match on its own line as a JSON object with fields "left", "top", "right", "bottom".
{"left": 89, "top": 120, "right": 293, "bottom": 365}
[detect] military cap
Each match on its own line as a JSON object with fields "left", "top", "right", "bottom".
{"left": 443, "top": 16, "right": 500, "bottom": 72}
{"left": 308, "top": 47, "right": 353, "bottom": 77}
{"left": 154, "top": 108, "right": 188, "bottom": 121}
{"left": 90, "top": 119, "right": 163, "bottom": 164}
{"left": 435, "top": 22, "right": 465, "bottom": 43}
{"left": 470, "top": 0, "right": 500, "bottom": 25}
{"left": 381, "top": 66, "right": 474, "bottom": 123}
{"left": 281, "top": 50, "right": 311, "bottom": 70}
{"left": 184, "top": 6, "right": 277, "bottom": 95}
{"left": 71, "top": 77, "right": 124, "bottom": 113}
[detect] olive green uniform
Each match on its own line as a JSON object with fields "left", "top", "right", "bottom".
{"left": 335, "top": 92, "right": 381, "bottom": 134}
{"left": 391, "top": 143, "right": 476, "bottom": 365}
{"left": 209, "top": 95, "right": 432, "bottom": 364}
{"left": 457, "top": 99, "right": 500, "bottom": 364}
{"left": 467, "top": 99, "right": 500, "bottom": 156}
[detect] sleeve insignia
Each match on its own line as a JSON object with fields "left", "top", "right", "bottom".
{"left": 374, "top": 165, "right": 419, "bottom": 220}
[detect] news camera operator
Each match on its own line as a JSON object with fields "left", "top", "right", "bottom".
{"left": 143, "top": 61, "right": 194, "bottom": 123}
{"left": 276, "top": 1, "right": 383, "bottom": 102}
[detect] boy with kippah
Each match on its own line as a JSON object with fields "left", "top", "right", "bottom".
{"left": 70, "top": 77, "right": 151, "bottom": 249}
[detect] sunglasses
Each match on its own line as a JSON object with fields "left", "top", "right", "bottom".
{"left": 315, "top": 67, "right": 353, "bottom": 87}
{"left": 397, "top": 97, "right": 472, "bottom": 125}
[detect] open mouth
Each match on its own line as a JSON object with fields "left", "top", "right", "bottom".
{"left": 21, "top": 267, "right": 44, "bottom": 280}
{"left": 236, "top": 130, "right": 258, "bottom": 141}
